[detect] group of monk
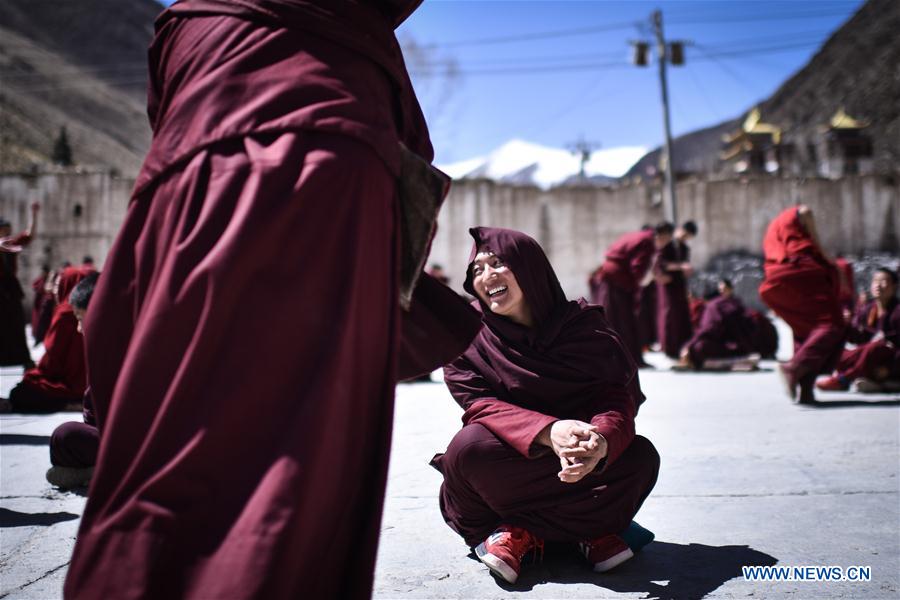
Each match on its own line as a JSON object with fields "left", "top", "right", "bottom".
{"left": 589, "top": 219, "right": 776, "bottom": 372}
{"left": 760, "top": 205, "right": 899, "bottom": 403}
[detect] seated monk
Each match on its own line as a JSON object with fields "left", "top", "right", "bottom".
{"left": 3, "top": 267, "right": 91, "bottom": 413}
{"left": 432, "top": 227, "right": 660, "bottom": 584}
{"left": 47, "top": 272, "right": 101, "bottom": 489}
{"left": 759, "top": 205, "right": 846, "bottom": 404}
{"left": 816, "top": 267, "right": 900, "bottom": 393}
{"left": 677, "top": 279, "right": 759, "bottom": 371}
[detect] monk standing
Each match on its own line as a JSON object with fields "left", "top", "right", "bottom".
{"left": 591, "top": 222, "right": 674, "bottom": 367}
{"left": 656, "top": 220, "right": 697, "bottom": 358}
{"left": 64, "top": 3, "right": 479, "bottom": 599}
{"left": 0, "top": 202, "right": 39, "bottom": 367}
{"left": 759, "top": 205, "right": 846, "bottom": 404}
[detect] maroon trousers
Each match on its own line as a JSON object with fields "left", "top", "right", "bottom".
{"left": 432, "top": 424, "right": 659, "bottom": 547}
{"left": 657, "top": 281, "right": 692, "bottom": 359}
{"left": 50, "top": 422, "right": 99, "bottom": 468}
{"left": 836, "top": 341, "right": 900, "bottom": 381}
{"left": 594, "top": 278, "right": 642, "bottom": 365}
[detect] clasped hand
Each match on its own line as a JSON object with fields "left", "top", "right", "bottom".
{"left": 539, "top": 419, "right": 607, "bottom": 484}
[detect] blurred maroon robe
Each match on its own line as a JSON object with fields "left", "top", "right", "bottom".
{"left": 656, "top": 239, "right": 693, "bottom": 358}
{"left": 835, "top": 297, "right": 900, "bottom": 381}
{"left": 590, "top": 229, "right": 657, "bottom": 364}
{"left": 0, "top": 230, "right": 32, "bottom": 366}
{"left": 684, "top": 295, "right": 754, "bottom": 367}
{"left": 65, "top": 2, "right": 479, "bottom": 599}
{"left": 759, "top": 206, "right": 846, "bottom": 396}
{"left": 435, "top": 228, "right": 658, "bottom": 546}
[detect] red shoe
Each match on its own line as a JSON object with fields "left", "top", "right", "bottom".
{"left": 815, "top": 376, "right": 849, "bottom": 392}
{"left": 474, "top": 525, "right": 542, "bottom": 584}
{"left": 580, "top": 534, "right": 634, "bottom": 572}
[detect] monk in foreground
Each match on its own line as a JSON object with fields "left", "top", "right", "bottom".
{"left": 64, "top": 2, "right": 479, "bottom": 599}
{"left": 759, "top": 205, "right": 846, "bottom": 404}
{"left": 433, "top": 227, "right": 660, "bottom": 584}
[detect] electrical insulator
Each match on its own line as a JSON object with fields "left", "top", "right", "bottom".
{"left": 670, "top": 42, "right": 684, "bottom": 65}
{"left": 632, "top": 41, "right": 649, "bottom": 67}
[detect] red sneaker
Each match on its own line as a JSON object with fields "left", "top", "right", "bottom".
{"left": 580, "top": 534, "right": 634, "bottom": 572}
{"left": 815, "top": 376, "right": 848, "bottom": 392}
{"left": 474, "top": 525, "right": 542, "bottom": 584}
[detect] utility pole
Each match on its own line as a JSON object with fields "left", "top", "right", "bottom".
{"left": 567, "top": 136, "right": 601, "bottom": 181}
{"left": 632, "top": 11, "right": 684, "bottom": 225}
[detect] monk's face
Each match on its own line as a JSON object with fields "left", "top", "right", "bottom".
{"left": 654, "top": 232, "right": 672, "bottom": 249}
{"left": 471, "top": 251, "right": 532, "bottom": 326}
{"left": 871, "top": 271, "right": 896, "bottom": 301}
{"left": 0, "top": 225, "right": 10, "bottom": 238}
{"left": 718, "top": 281, "right": 733, "bottom": 297}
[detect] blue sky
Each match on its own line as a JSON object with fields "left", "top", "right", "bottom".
{"left": 160, "top": 0, "right": 864, "bottom": 163}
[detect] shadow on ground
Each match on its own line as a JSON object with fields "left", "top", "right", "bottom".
{"left": 480, "top": 541, "right": 778, "bottom": 600}
{"left": 808, "top": 397, "right": 900, "bottom": 408}
{"left": 0, "top": 434, "right": 51, "bottom": 446}
{"left": 0, "top": 508, "right": 79, "bottom": 528}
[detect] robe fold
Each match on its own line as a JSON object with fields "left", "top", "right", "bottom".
{"left": 435, "top": 227, "right": 657, "bottom": 546}
{"left": 65, "top": 3, "right": 480, "bottom": 599}
{"left": 835, "top": 297, "right": 900, "bottom": 381}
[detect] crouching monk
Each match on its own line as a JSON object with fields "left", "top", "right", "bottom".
{"left": 759, "top": 205, "right": 846, "bottom": 404}
{"left": 432, "top": 227, "right": 660, "bottom": 584}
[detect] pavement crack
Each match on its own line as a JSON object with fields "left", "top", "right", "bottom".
{"left": 0, "top": 562, "right": 69, "bottom": 598}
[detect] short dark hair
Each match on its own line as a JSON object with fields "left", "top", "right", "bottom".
{"left": 69, "top": 272, "right": 100, "bottom": 310}
{"left": 682, "top": 220, "right": 698, "bottom": 236}
{"left": 719, "top": 278, "right": 733, "bottom": 289}
{"left": 0, "top": 218, "right": 10, "bottom": 228}
{"left": 654, "top": 221, "right": 674, "bottom": 236}
{"left": 875, "top": 267, "right": 898, "bottom": 285}
{"left": 82, "top": 255, "right": 94, "bottom": 264}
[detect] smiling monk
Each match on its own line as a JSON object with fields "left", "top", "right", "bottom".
{"left": 433, "top": 227, "right": 659, "bottom": 584}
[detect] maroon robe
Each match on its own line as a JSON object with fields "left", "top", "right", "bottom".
{"left": 591, "top": 229, "right": 657, "bottom": 364}
{"left": 51, "top": 389, "right": 100, "bottom": 468}
{"left": 656, "top": 239, "right": 693, "bottom": 358}
{"left": 434, "top": 227, "right": 658, "bottom": 546}
{"left": 31, "top": 273, "right": 47, "bottom": 331}
{"left": 759, "top": 207, "right": 846, "bottom": 396}
{"left": 0, "top": 231, "right": 32, "bottom": 366}
{"left": 9, "top": 267, "right": 89, "bottom": 412}
{"left": 835, "top": 297, "right": 900, "bottom": 381}
{"left": 747, "top": 310, "right": 779, "bottom": 359}
{"left": 65, "top": 3, "right": 479, "bottom": 599}
{"left": 684, "top": 295, "right": 754, "bottom": 367}
{"left": 636, "top": 281, "right": 657, "bottom": 350}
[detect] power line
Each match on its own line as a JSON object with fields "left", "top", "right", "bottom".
{"left": 432, "top": 20, "right": 640, "bottom": 48}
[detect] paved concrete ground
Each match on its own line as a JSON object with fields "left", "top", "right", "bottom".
{"left": 2, "top": 323, "right": 898, "bottom": 599}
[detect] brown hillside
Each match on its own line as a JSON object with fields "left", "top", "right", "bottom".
{"left": 0, "top": 0, "right": 163, "bottom": 174}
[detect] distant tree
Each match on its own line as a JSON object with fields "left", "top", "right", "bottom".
{"left": 52, "top": 126, "right": 73, "bottom": 166}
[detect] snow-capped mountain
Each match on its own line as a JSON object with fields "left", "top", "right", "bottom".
{"left": 438, "top": 139, "right": 646, "bottom": 189}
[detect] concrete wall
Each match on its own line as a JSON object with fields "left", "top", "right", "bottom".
{"left": 430, "top": 174, "right": 900, "bottom": 300}
{"left": 0, "top": 170, "right": 133, "bottom": 296}
{"left": 2, "top": 171, "right": 897, "bottom": 307}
